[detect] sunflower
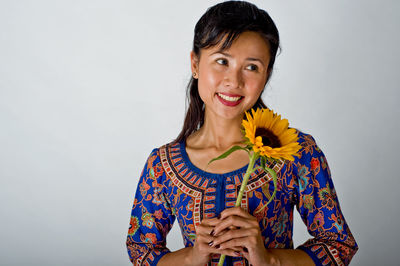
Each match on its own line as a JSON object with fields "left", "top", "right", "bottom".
{"left": 242, "top": 108, "right": 301, "bottom": 161}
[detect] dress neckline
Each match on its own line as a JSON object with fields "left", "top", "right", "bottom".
{"left": 178, "top": 140, "right": 249, "bottom": 179}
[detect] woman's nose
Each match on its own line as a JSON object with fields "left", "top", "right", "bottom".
{"left": 223, "top": 67, "right": 243, "bottom": 89}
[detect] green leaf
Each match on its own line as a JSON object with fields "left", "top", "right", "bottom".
{"left": 207, "top": 145, "right": 249, "bottom": 165}
{"left": 261, "top": 156, "right": 266, "bottom": 169}
{"left": 254, "top": 167, "right": 278, "bottom": 214}
{"left": 264, "top": 167, "right": 278, "bottom": 205}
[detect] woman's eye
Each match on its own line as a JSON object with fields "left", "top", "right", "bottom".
{"left": 246, "top": 64, "right": 258, "bottom": 71}
{"left": 216, "top": 58, "right": 228, "bottom": 65}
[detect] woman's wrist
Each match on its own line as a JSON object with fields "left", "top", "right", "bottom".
{"left": 183, "top": 247, "right": 194, "bottom": 266}
{"left": 183, "top": 247, "right": 206, "bottom": 266}
{"left": 263, "top": 248, "right": 314, "bottom": 266}
{"left": 158, "top": 247, "right": 203, "bottom": 266}
{"left": 263, "top": 248, "right": 281, "bottom": 266}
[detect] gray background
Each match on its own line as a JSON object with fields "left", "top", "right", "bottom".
{"left": 1, "top": 0, "right": 399, "bottom": 265}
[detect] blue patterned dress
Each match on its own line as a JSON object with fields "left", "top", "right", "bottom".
{"left": 126, "top": 132, "right": 358, "bottom": 265}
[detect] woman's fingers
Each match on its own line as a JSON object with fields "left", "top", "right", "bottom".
{"left": 211, "top": 227, "right": 257, "bottom": 247}
{"left": 197, "top": 226, "right": 229, "bottom": 249}
{"left": 213, "top": 215, "right": 258, "bottom": 236}
{"left": 214, "top": 236, "right": 252, "bottom": 251}
{"left": 196, "top": 213, "right": 260, "bottom": 258}
{"left": 190, "top": 218, "right": 216, "bottom": 259}
{"left": 196, "top": 224, "right": 214, "bottom": 236}
{"left": 197, "top": 218, "right": 219, "bottom": 234}
{"left": 219, "top": 206, "right": 254, "bottom": 220}
{"left": 200, "top": 217, "right": 220, "bottom": 226}
{"left": 212, "top": 244, "right": 247, "bottom": 257}
{"left": 215, "top": 247, "right": 244, "bottom": 257}
{"left": 193, "top": 218, "right": 243, "bottom": 260}
{"left": 196, "top": 209, "right": 267, "bottom": 262}
{"left": 197, "top": 230, "right": 215, "bottom": 245}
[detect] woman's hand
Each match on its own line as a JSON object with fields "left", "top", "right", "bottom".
{"left": 210, "top": 207, "right": 280, "bottom": 266}
{"left": 187, "top": 217, "right": 221, "bottom": 266}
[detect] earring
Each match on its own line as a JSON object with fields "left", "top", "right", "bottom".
{"left": 193, "top": 72, "right": 198, "bottom": 79}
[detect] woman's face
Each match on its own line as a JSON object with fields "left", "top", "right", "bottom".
{"left": 191, "top": 31, "right": 271, "bottom": 121}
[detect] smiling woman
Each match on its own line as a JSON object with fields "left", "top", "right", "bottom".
{"left": 126, "top": 1, "right": 358, "bottom": 266}
{"left": 191, "top": 31, "right": 270, "bottom": 120}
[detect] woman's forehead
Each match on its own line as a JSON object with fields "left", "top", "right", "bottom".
{"left": 202, "top": 32, "right": 271, "bottom": 58}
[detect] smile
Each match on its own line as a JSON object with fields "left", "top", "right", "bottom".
{"left": 216, "top": 92, "right": 244, "bottom": 106}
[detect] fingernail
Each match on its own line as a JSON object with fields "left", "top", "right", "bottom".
{"left": 215, "top": 244, "right": 220, "bottom": 249}
{"left": 208, "top": 241, "right": 213, "bottom": 246}
{"left": 243, "top": 247, "right": 248, "bottom": 253}
{"left": 234, "top": 251, "right": 241, "bottom": 256}
{"left": 210, "top": 229, "right": 214, "bottom": 236}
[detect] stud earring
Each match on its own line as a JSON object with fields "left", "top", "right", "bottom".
{"left": 193, "top": 72, "right": 197, "bottom": 79}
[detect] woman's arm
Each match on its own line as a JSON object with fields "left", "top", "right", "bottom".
{"left": 157, "top": 247, "right": 195, "bottom": 266}
{"left": 293, "top": 133, "right": 358, "bottom": 265}
{"left": 266, "top": 249, "right": 314, "bottom": 266}
{"left": 159, "top": 246, "right": 314, "bottom": 266}
{"left": 126, "top": 148, "right": 176, "bottom": 265}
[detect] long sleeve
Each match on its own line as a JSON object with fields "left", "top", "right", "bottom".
{"left": 293, "top": 134, "right": 358, "bottom": 266}
{"left": 126, "top": 148, "right": 176, "bottom": 265}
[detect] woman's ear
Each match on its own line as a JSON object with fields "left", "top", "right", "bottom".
{"left": 190, "top": 51, "right": 199, "bottom": 78}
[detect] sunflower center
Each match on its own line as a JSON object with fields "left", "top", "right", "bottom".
{"left": 255, "top": 128, "right": 281, "bottom": 148}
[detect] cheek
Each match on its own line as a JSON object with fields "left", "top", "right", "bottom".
{"left": 200, "top": 68, "right": 220, "bottom": 87}
{"left": 197, "top": 81, "right": 216, "bottom": 104}
{"left": 197, "top": 84, "right": 208, "bottom": 103}
{"left": 246, "top": 78, "right": 265, "bottom": 96}
{"left": 197, "top": 69, "right": 221, "bottom": 98}
{"left": 241, "top": 79, "right": 265, "bottom": 108}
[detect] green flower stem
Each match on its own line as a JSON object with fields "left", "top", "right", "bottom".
{"left": 235, "top": 152, "right": 258, "bottom": 207}
{"left": 217, "top": 152, "right": 258, "bottom": 266}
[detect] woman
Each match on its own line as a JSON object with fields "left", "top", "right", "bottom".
{"left": 126, "top": 1, "right": 358, "bottom": 265}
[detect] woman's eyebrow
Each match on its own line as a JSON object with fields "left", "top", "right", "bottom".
{"left": 247, "top": 57, "right": 266, "bottom": 67}
{"left": 210, "top": 51, "right": 231, "bottom": 57}
{"left": 210, "top": 51, "right": 266, "bottom": 67}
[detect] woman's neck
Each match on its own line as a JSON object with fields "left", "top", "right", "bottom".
{"left": 187, "top": 110, "right": 244, "bottom": 151}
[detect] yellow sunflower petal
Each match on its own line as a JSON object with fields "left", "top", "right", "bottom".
{"left": 271, "top": 118, "right": 289, "bottom": 137}
{"left": 242, "top": 107, "right": 300, "bottom": 161}
{"left": 279, "top": 128, "right": 298, "bottom": 145}
{"left": 267, "top": 114, "right": 281, "bottom": 131}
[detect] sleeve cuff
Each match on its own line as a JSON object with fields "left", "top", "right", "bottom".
{"left": 297, "top": 246, "right": 322, "bottom": 266}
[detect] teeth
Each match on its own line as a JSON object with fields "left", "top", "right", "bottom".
{"left": 217, "top": 93, "right": 241, "bottom": 102}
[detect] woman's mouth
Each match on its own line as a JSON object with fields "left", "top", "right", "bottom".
{"left": 216, "top": 92, "right": 244, "bottom": 107}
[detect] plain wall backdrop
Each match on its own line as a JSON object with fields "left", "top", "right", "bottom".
{"left": 1, "top": 0, "right": 399, "bottom": 265}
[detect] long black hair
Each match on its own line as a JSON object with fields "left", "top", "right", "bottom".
{"left": 175, "top": 1, "right": 280, "bottom": 143}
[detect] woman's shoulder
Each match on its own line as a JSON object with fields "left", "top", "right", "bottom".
{"left": 154, "top": 140, "right": 182, "bottom": 155}
{"left": 295, "top": 129, "right": 318, "bottom": 148}
{"left": 146, "top": 139, "right": 181, "bottom": 155}
{"left": 288, "top": 130, "right": 333, "bottom": 179}
{"left": 292, "top": 129, "right": 326, "bottom": 161}
{"left": 144, "top": 140, "right": 183, "bottom": 167}
{"left": 140, "top": 143, "right": 180, "bottom": 184}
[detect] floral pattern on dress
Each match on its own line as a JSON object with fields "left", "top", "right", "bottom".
{"left": 126, "top": 132, "right": 358, "bottom": 265}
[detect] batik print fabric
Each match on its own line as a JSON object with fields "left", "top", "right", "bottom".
{"left": 126, "top": 132, "right": 358, "bottom": 266}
